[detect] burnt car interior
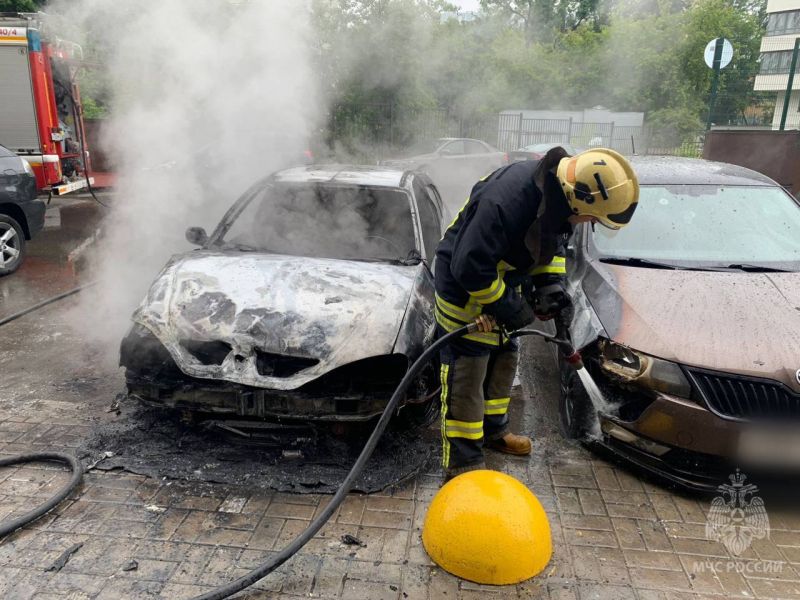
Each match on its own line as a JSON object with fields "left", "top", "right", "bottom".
{"left": 219, "top": 183, "right": 418, "bottom": 263}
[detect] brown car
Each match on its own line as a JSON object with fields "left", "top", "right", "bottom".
{"left": 557, "top": 156, "right": 800, "bottom": 491}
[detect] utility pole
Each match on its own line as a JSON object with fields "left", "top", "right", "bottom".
{"left": 779, "top": 37, "right": 800, "bottom": 131}
{"left": 705, "top": 38, "right": 724, "bottom": 131}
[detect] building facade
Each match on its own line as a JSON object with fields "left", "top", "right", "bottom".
{"left": 754, "top": 0, "right": 800, "bottom": 128}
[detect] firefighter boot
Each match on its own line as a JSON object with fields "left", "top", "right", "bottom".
{"left": 482, "top": 347, "right": 531, "bottom": 456}
{"left": 486, "top": 432, "right": 532, "bottom": 456}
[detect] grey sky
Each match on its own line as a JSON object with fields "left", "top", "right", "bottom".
{"left": 450, "top": 0, "right": 480, "bottom": 11}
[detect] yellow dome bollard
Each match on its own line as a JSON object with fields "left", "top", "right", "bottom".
{"left": 422, "top": 470, "right": 552, "bottom": 585}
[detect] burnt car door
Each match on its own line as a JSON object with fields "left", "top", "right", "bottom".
{"left": 410, "top": 174, "right": 444, "bottom": 265}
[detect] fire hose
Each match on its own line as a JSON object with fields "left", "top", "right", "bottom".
{"left": 0, "top": 319, "right": 580, "bottom": 599}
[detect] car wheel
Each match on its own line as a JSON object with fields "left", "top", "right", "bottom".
{"left": 558, "top": 361, "right": 593, "bottom": 440}
{"left": 0, "top": 215, "right": 26, "bottom": 276}
{"left": 392, "top": 359, "right": 441, "bottom": 430}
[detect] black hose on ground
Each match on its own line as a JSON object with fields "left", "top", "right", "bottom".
{"left": 190, "top": 323, "right": 477, "bottom": 600}
{"left": 0, "top": 282, "right": 95, "bottom": 328}
{"left": 0, "top": 318, "right": 564, "bottom": 598}
{"left": 0, "top": 452, "right": 83, "bottom": 537}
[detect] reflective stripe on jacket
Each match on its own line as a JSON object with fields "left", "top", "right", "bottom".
{"left": 433, "top": 159, "right": 571, "bottom": 345}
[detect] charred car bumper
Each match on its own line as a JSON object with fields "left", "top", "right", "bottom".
{"left": 120, "top": 323, "right": 423, "bottom": 422}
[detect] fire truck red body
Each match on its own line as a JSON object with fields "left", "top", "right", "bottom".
{"left": 0, "top": 14, "right": 99, "bottom": 195}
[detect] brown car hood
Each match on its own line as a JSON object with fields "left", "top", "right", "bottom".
{"left": 584, "top": 263, "right": 800, "bottom": 392}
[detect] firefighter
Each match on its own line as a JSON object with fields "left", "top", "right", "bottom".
{"left": 434, "top": 147, "right": 639, "bottom": 479}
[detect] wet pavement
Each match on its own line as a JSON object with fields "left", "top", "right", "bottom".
{"left": 0, "top": 196, "right": 105, "bottom": 319}
{"left": 1, "top": 202, "right": 799, "bottom": 599}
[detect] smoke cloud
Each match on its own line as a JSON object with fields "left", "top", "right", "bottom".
{"left": 53, "top": 0, "right": 320, "bottom": 352}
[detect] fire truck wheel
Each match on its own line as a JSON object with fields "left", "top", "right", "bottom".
{"left": 0, "top": 215, "right": 26, "bottom": 276}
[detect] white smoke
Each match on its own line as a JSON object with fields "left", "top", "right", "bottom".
{"left": 52, "top": 0, "right": 320, "bottom": 352}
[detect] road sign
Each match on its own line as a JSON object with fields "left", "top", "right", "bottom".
{"left": 704, "top": 38, "right": 733, "bottom": 69}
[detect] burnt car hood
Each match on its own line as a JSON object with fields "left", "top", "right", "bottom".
{"left": 132, "top": 251, "right": 418, "bottom": 390}
{"left": 583, "top": 262, "right": 800, "bottom": 391}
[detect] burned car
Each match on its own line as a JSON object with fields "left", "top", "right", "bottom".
{"left": 120, "top": 166, "right": 446, "bottom": 427}
{"left": 559, "top": 156, "right": 800, "bottom": 491}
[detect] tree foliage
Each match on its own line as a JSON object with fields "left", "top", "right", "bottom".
{"left": 0, "top": 0, "right": 46, "bottom": 12}
{"left": 313, "top": 0, "right": 766, "bottom": 145}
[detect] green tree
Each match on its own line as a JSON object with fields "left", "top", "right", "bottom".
{"left": 0, "top": 0, "right": 45, "bottom": 12}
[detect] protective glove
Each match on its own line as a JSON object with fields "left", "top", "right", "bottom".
{"left": 503, "top": 270, "right": 534, "bottom": 299}
{"left": 483, "top": 286, "right": 535, "bottom": 332}
{"left": 532, "top": 282, "right": 574, "bottom": 323}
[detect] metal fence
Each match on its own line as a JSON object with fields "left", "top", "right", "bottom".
{"left": 328, "top": 104, "right": 702, "bottom": 158}
{"left": 496, "top": 113, "right": 648, "bottom": 155}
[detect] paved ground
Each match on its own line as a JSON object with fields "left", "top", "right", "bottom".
{"left": 1, "top": 199, "right": 799, "bottom": 599}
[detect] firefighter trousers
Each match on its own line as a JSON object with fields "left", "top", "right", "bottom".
{"left": 439, "top": 337, "right": 519, "bottom": 472}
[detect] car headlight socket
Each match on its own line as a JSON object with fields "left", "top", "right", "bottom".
{"left": 598, "top": 339, "right": 692, "bottom": 399}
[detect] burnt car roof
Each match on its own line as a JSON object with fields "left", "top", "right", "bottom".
{"left": 629, "top": 156, "right": 777, "bottom": 187}
{"left": 271, "top": 165, "right": 410, "bottom": 188}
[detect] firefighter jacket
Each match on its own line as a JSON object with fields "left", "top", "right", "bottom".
{"left": 433, "top": 159, "right": 573, "bottom": 346}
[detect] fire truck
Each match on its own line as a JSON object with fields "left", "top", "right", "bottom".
{"left": 0, "top": 13, "right": 98, "bottom": 196}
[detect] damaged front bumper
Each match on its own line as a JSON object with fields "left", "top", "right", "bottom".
{"left": 589, "top": 348, "right": 800, "bottom": 492}
{"left": 127, "top": 380, "right": 396, "bottom": 422}
{"left": 120, "top": 323, "right": 426, "bottom": 423}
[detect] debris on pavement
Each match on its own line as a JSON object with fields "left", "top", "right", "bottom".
{"left": 122, "top": 559, "right": 138, "bottom": 572}
{"left": 340, "top": 534, "right": 366, "bottom": 547}
{"left": 45, "top": 542, "right": 83, "bottom": 573}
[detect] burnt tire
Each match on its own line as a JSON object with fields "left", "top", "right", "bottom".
{"left": 0, "top": 215, "right": 26, "bottom": 276}
{"left": 391, "top": 358, "right": 441, "bottom": 431}
{"left": 558, "top": 361, "right": 593, "bottom": 440}
{"left": 393, "top": 394, "right": 440, "bottom": 430}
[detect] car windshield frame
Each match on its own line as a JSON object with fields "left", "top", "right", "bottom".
{"left": 585, "top": 183, "right": 800, "bottom": 272}
{"left": 206, "top": 178, "right": 424, "bottom": 264}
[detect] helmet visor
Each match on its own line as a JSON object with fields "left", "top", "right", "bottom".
{"left": 604, "top": 202, "right": 638, "bottom": 228}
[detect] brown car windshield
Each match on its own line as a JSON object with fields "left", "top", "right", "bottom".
{"left": 593, "top": 185, "right": 800, "bottom": 270}
{"left": 219, "top": 183, "right": 417, "bottom": 261}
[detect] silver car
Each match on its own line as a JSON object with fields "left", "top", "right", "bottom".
{"left": 120, "top": 166, "right": 446, "bottom": 427}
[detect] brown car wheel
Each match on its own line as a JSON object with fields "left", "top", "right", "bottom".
{"left": 558, "top": 361, "right": 592, "bottom": 440}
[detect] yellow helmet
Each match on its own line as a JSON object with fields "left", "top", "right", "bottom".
{"left": 556, "top": 148, "right": 639, "bottom": 230}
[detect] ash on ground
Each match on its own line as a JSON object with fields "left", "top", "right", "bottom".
{"left": 79, "top": 404, "right": 439, "bottom": 494}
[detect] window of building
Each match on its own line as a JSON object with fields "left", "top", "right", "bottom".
{"left": 759, "top": 50, "right": 800, "bottom": 75}
{"left": 766, "top": 10, "right": 800, "bottom": 37}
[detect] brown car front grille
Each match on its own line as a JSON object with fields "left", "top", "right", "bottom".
{"left": 688, "top": 369, "right": 800, "bottom": 420}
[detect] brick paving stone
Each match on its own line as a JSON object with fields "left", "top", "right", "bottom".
{"left": 629, "top": 566, "right": 693, "bottom": 592}
{"left": 577, "top": 582, "right": 637, "bottom": 600}
{"left": 341, "top": 579, "right": 400, "bottom": 600}
{"left": 278, "top": 553, "right": 321, "bottom": 595}
{"left": 623, "top": 549, "right": 683, "bottom": 571}
{"left": 577, "top": 489, "right": 607, "bottom": 516}
{"left": 676, "top": 555, "right": 725, "bottom": 595}
{"left": 555, "top": 487, "right": 582, "bottom": 514}
{"left": 159, "top": 582, "right": 216, "bottom": 599}
{"left": 561, "top": 513, "right": 613, "bottom": 531}
{"left": 265, "top": 501, "right": 316, "bottom": 520}
{"left": 609, "top": 518, "right": 646, "bottom": 550}
{"left": 565, "top": 527, "right": 618, "bottom": 548}
{"left": 47, "top": 572, "right": 107, "bottom": 596}
{"left": 312, "top": 556, "right": 349, "bottom": 598}
{"left": 99, "top": 578, "right": 164, "bottom": 598}
{"left": 747, "top": 577, "right": 800, "bottom": 599}
{"left": 546, "top": 583, "right": 578, "bottom": 600}
{"left": 399, "top": 564, "right": 431, "bottom": 600}
{"left": 3, "top": 322, "right": 798, "bottom": 600}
